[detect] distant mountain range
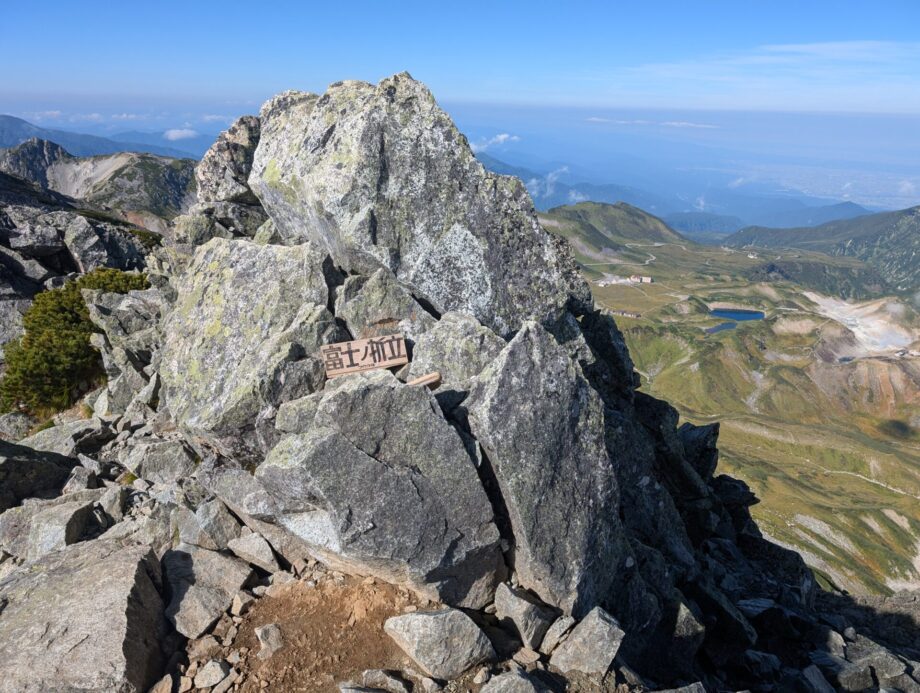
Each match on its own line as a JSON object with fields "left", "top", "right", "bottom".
{"left": 0, "top": 138, "right": 196, "bottom": 232}
{"left": 478, "top": 153, "right": 874, "bottom": 235}
{"left": 726, "top": 207, "right": 920, "bottom": 293}
{"left": 0, "top": 115, "right": 207, "bottom": 158}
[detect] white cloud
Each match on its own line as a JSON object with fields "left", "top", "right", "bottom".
{"left": 661, "top": 120, "right": 718, "bottom": 129}
{"left": 596, "top": 40, "right": 920, "bottom": 112}
{"left": 898, "top": 180, "right": 917, "bottom": 196}
{"left": 164, "top": 128, "right": 199, "bottom": 141}
{"left": 201, "top": 114, "right": 231, "bottom": 123}
{"left": 68, "top": 113, "right": 103, "bottom": 122}
{"left": 23, "top": 110, "right": 63, "bottom": 121}
{"left": 568, "top": 189, "right": 588, "bottom": 203}
{"left": 111, "top": 113, "right": 143, "bottom": 121}
{"left": 727, "top": 177, "right": 746, "bottom": 189}
{"left": 526, "top": 166, "right": 569, "bottom": 199}
{"left": 471, "top": 132, "right": 520, "bottom": 153}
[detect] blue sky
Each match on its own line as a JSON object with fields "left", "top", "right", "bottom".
{"left": 5, "top": 0, "right": 920, "bottom": 124}
{"left": 3, "top": 1, "right": 919, "bottom": 209}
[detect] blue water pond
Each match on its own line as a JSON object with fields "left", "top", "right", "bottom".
{"left": 710, "top": 309, "right": 765, "bottom": 321}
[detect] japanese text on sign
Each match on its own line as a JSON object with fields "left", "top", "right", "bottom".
{"left": 320, "top": 334, "right": 409, "bottom": 378}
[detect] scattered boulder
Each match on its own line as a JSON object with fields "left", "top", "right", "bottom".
{"left": 549, "top": 607, "right": 625, "bottom": 676}
{"left": 194, "top": 659, "right": 231, "bottom": 688}
{"left": 539, "top": 615, "right": 576, "bottom": 655}
{"left": 124, "top": 438, "right": 197, "bottom": 484}
{"left": 384, "top": 608, "right": 495, "bottom": 680}
{"left": 0, "top": 411, "right": 36, "bottom": 441}
{"left": 334, "top": 268, "right": 437, "bottom": 342}
{"left": 255, "top": 370, "right": 503, "bottom": 608}
{"left": 0, "top": 539, "right": 166, "bottom": 692}
{"left": 0, "top": 439, "right": 76, "bottom": 512}
{"left": 227, "top": 531, "right": 279, "bottom": 572}
{"left": 480, "top": 670, "right": 546, "bottom": 693}
{"left": 162, "top": 543, "right": 253, "bottom": 638}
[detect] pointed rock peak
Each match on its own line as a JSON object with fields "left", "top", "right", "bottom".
{"left": 249, "top": 72, "right": 591, "bottom": 336}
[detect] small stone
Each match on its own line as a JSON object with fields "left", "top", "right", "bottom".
{"left": 473, "top": 667, "right": 491, "bottom": 685}
{"left": 361, "top": 669, "right": 412, "bottom": 693}
{"left": 480, "top": 670, "right": 545, "bottom": 692}
{"left": 179, "top": 675, "right": 194, "bottom": 692}
{"left": 230, "top": 592, "right": 255, "bottom": 616}
{"left": 194, "top": 659, "right": 230, "bottom": 689}
{"left": 148, "top": 673, "right": 173, "bottom": 693}
{"left": 255, "top": 623, "right": 284, "bottom": 660}
{"left": 213, "top": 669, "right": 239, "bottom": 693}
{"left": 512, "top": 648, "right": 541, "bottom": 665}
{"left": 188, "top": 635, "right": 222, "bottom": 661}
{"left": 419, "top": 678, "right": 441, "bottom": 693}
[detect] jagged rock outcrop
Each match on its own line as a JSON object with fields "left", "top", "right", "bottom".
{"left": 248, "top": 73, "right": 591, "bottom": 337}
{"left": 172, "top": 117, "right": 266, "bottom": 244}
{"left": 2, "top": 72, "right": 919, "bottom": 693}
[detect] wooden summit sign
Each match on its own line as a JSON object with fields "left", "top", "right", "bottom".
{"left": 321, "top": 333, "right": 408, "bottom": 378}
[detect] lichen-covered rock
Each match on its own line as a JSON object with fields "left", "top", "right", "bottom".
{"left": 384, "top": 608, "right": 495, "bottom": 680}
{"left": 406, "top": 311, "right": 505, "bottom": 411}
{"left": 464, "top": 321, "right": 630, "bottom": 617}
{"left": 124, "top": 438, "right": 198, "bottom": 484}
{"left": 61, "top": 214, "right": 146, "bottom": 273}
{"left": 0, "top": 539, "right": 166, "bottom": 692}
{"left": 254, "top": 370, "right": 503, "bottom": 607}
{"left": 196, "top": 116, "right": 261, "bottom": 206}
{"left": 160, "top": 237, "right": 345, "bottom": 463}
{"left": 334, "top": 268, "right": 436, "bottom": 343}
{"left": 249, "top": 73, "right": 590, "bottom": 336}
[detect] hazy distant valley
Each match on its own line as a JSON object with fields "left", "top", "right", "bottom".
{"left": 540, "top": 200, "right": 920, "bottom": 595}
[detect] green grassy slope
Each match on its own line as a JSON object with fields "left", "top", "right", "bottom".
{"left": 542, "top": 202, "right": 920, "bottom": 595}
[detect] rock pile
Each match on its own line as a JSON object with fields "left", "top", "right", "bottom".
{"left": 1, "top": 72, "right": 919, "bottom": 693}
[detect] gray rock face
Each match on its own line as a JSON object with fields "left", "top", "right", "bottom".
{"left": 249, "top": 73, "right": 590, "bottom": 336}
{"left": 384, "top": 608, "right": 495, "bottom": 680}
{"left": 255, "top": 371, "right": 503, "bottom": 607}
{"left": 177, "top": 498, "right": 241, "bottom": 550}
{"left": 84, "top": 287, "right": 166, "bottom": 415}
{"left": 0, "top": 539, "right": 166, "bottom": 693}
{"left": 160, "top": 237, "right": 344, "bottom": 463}
{"left": 17, "top": 417, "right": 109, "bottom": 457}
{"left": 0, "top": 492, "right": 104, "bottom": 562}
{"left": 162, "top": 543, "right": 253, "bottom": 638}
{"left": 494, "top": 583, "right": 557, "bottom": 650}
{"left": 549, "top": 606, "right": 625, "bottom": 676}
{"left": 0, "top": 412, "right": 37, "bottom": 441}
{"left": 406, "top": 311, "right": 505, "bottom": 411}
{"left": 62, "top": 214, "right": 146, "bottom": 273}
{"left": 228, "top": 531, "right": 279, "bottom": 572}
{"left": 124, "top": 438, "right": 198, "bottom": 484}
{"left": 465, "top": 321, "right": 630, "bottom": 616}
{"left": 196, "top": 116, "right": 261, "bottom": 206}
{"left": 0, "top": 439, "right": 76, "bottom": 512}
{"left": 255, "top": 623, "right": 284, "bottom": 659}
{"left": 334, "top": 268, "right": 437, "bottom": 343}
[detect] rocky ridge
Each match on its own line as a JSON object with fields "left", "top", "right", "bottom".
{"left": 0, "top": 73, "right": 919, "bottom": 693}
{"left": 0, "top": 137, "right": 196, "bottom": 234}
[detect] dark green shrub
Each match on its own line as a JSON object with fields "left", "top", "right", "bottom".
{"left": 0, "top": 268, "right": 148, "bottom": 415}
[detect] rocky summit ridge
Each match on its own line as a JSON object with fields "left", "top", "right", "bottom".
{"left": 1, "top": 72, "right": 919, "bottom": 693}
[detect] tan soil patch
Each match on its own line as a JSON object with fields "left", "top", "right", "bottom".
{"left": 232, "top": 575, "right": 425, "bottom": 692}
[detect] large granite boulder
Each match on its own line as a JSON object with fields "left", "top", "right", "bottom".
{"left": 0, "top": 539, "right": 167, "bottom": 692}
{"left": 248, "top": 73, "right": 590, "bottom": 336}
{"left": 464, "top": 321, "right": 631, "bottom": 617}
{"left": 253, "top": 370, "right": 504, "bottom": 607}
{"left": 159, "top": 237, "right": 345, "bottom": 462}
{"left": 0, "top": 439, "right": 76, "bottom": 512}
